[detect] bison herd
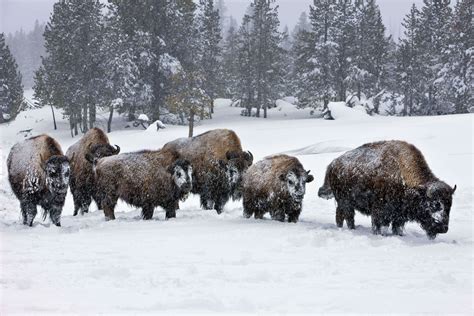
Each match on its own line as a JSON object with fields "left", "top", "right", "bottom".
{"left": 7, "top": 128, "right": 456, "bottom": 239}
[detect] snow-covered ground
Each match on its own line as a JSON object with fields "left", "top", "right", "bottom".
{"left": 0, "top": 98, "right": 473, "bottom": 314}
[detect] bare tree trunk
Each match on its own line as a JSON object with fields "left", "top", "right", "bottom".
{"left": 107, "top": 104, "right": 114, "bottom": 133}
{"left": 188, "top": 110, "right": 194, "bottom": 138}
{"left": 73, "top": 112, "right": 78, "bottom": 136}
{"left": 89, "top": 103, "right": 95, "bottom": 129}
{"left": 50, "top": 105, "right": 57, "bottom": 130}
{"left": 210, "top": 98, "right": 214, "bottom": 114}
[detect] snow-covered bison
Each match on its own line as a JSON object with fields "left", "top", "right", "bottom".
{"left": 7, "top": 135, "right": 70, "bottom": 227}
{"left": 318, "top": 140, "right": 456, "bottom": 239}
{"left": 242, "top": 155, "right": 314, "bottom": 222}
{"left": 162, "top": 129, "right": 253, "bottom": 214}
{"left": 94, "top": 148, "right": 192, "bottom": 220}
{"left": 66, "top": 127, "right": 120, "bottom": 216}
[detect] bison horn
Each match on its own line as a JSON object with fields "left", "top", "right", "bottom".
{"left": 113, "top": 145, "right": 120, "bottom": 154}
{"left": 306, "top": 170, "right": 311, "bottom": 174}
{"left": 452, "top": 184, "right": 457, "bottom": 194}
{"left": 247, "top": 151, "right": 254, "bottom": 162}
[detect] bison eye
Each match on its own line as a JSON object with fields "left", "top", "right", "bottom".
{"left": 177, "top": 172, "right": 182, "bottom": 178}
{"left": 288, "top": 180, "right": 294, "bottom": 186}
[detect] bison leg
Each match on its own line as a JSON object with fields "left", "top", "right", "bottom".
{"left": 287, "top": 213, "right": 300, "bottom": 223}
{"left": 344, "top": 208, "right": 355, "bottom": 229}
{"left": 392, "top": 220, "right": 406, "bottom": 236}
{"left": 271, "top": 209, "right": 285, "bottom": 222}
{"left": 142, "top": 206, "right": 154, "bottom": 220}
{"left": 20, "top": 200, "right": 37, "bottom": 226}
{"left": 242, "top": 198, "right": 254, "bottom": 219}
{"left": 73, "top": 192, "right": 92, "bottom": 216}
{"left": 102, "top": 197, "right": 117, "bottom": 221}
{"left": 371, "top": 215, "right": 382, "bottom": 235}
{"left": 49, "top": 205, "right": 62, "bottom": 227}
{"left": 335, "top": 205, "right": 345, "bottom": 228}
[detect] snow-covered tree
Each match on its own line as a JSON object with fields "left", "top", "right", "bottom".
{"left": 437, "top": 0, "right": 473, "bottom": 113}
{"left": 0, "top": 33, "right": 24, "bottom": 123}
{"left": 197, "top": 0, "right": 222, "bottom": 116}
{"left": 35, "top": 0, "right": 105, "bottom": 135}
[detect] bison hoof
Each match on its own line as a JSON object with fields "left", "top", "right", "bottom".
{"left": 55, "top": 222, "right": 61, "bottom": 227}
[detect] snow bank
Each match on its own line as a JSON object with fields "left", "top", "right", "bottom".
{"left": 0, "top": 94, "right": 472, "bottom": 314}
{"left": 328, "top": 102, "right": 370, "bottom": 120}
{"left": 214, "top": 98, "right": 233, "bottom": 108}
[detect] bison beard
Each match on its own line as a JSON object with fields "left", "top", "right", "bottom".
{"left": 318, "top": 140, "right": 456, "bottom": 239}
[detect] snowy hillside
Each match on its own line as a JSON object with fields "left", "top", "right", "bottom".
{"left": 0, "top": 102, "right": 472, "bottom": 314}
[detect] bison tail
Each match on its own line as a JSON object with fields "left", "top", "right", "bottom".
{"left": 318, "top": 185, "right": 334, "bottom": 200}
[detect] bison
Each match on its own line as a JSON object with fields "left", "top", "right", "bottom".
{"left": 66, "top": 127, "right": 120, "bottom": 216}
{"left": 242, "top": 154, "right": 314, "bottom": 222}
{"left": 7, "top": 134, "right": 70, "bottom": 227}
{"left": 163, "top": 129, "right": 253, "bottom": 214}
{"left": 94, "top": 148, "right": 192, "bottom": 220}
{"left": 318, "top": 140, "right": 456, "bottom": 239}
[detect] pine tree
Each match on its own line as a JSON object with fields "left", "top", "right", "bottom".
{"left": 35, "top": 0, "right": 105, "bottom": 136}
{"left": 221, "top": 17, "right": 240, "bottom": 99}
{"left": 437, "top": 0, "right": 473, "bottom": 113}
{"left": 240, "top": 0, "right": 283, "bottom": 118}
{"left": 236, "top": 14, "right": 257, "bottom": 115}
{"left": 295, "top": 0, "right": 337, "bottom": 110}
{"left": 351, "top": 0, "right": 391, "bottom": 112}
{"left": 332, "top": 0, "right": 357, "bottom": 102}
{"left": 418, "top": 0, "right": 453, "bottom": 114}
{"left": 197, "top": 0, "right": 222, "bottom": 116}
{"left": 0, "top": 33, "right": 24, "bottom": 123}
{"left": 396, "top": 4, "right": 425, "bottom": 116}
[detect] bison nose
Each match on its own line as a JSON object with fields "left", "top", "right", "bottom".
{"left": 441, "top": 225, "right": 449, "bottom": 233}
{"left": 182, "top": 183, "right": 191, "bottom": 191}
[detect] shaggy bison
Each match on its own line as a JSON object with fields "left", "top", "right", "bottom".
{"left": 94, "top": 148, "right": 192, "bottom": 220}
{"left": 163, "top": 129, "right": 253, "bottom": 214}
{"left": 66, "top": 127, "right": 120, "bottom": 216}
{"left": 318, "top": 140, "right": 456, "bottom": 239}
{"left": 7, "top": 135, "right": 70, "bottom": 227}
{"left": 242, "top": 155, "right": 314, "bottom": 222}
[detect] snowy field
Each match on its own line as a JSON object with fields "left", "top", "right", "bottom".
{"left": 0, "top": 98, "right": 473, "bottom": 314}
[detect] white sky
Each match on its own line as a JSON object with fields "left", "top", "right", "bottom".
{"left": 1, "top": 0, "right": 424, "bottom": 39}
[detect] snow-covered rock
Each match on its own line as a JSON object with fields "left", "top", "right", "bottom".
{"left": 327, "top": 102, "right": 370, "bottom": 120}
{"left": 137, "top": 114, "right": 150, "bottom": 122}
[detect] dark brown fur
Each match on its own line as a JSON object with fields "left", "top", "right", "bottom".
{"left": 66, "top": 128, "right": 120, "bottom": 216}
{"left": 7, "top": 134, "right": 70, "bottom": 226}
{"left": 163, "top": 129, "right": 253, "bottom": 214}
{"left": 318, "top": 140, "right": 456, "bottom": 238}
{"left": 242, "top": 155, "right": 313, "bottom": 222}
{"left": 94, "top": 148, "right": 192, "bottom": 220}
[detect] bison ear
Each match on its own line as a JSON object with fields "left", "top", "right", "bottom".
{"left": 167, "top": 163, "right": 176, "bottom": 174}
{"left": 226, "top": 151, "right": 239, "bottom": 160}
{"left": 306, "top": 175, "right": 314, "bottom": 183}
{"left": 452, "top": 184, "right": 457, "bottom": 194}
{"left": 85, "top": 153, "right": 95, "bottom": 164}
{"left": 279, "top": 174, "right": 286, "bottom": 182}
{"left": 218, "top": 159, "right": 227, "bottom": 169}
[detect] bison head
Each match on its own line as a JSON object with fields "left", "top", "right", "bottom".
{"left": 224, "top": 150, "right": 253, "bottom": 200}
{"left": 85, "top": 144, "right": 120, "bottom": 164}
{"left": 419, "top": 181, "right": 456, "bottom": 239}
{"left": 169, "top": 159, "right": 193, "bottom": 193}
{"left": 43, "top": 155, "right": 70, "bottom": 195}
{"left": 279, "top": 169, "right": 314, "bottom": 203}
